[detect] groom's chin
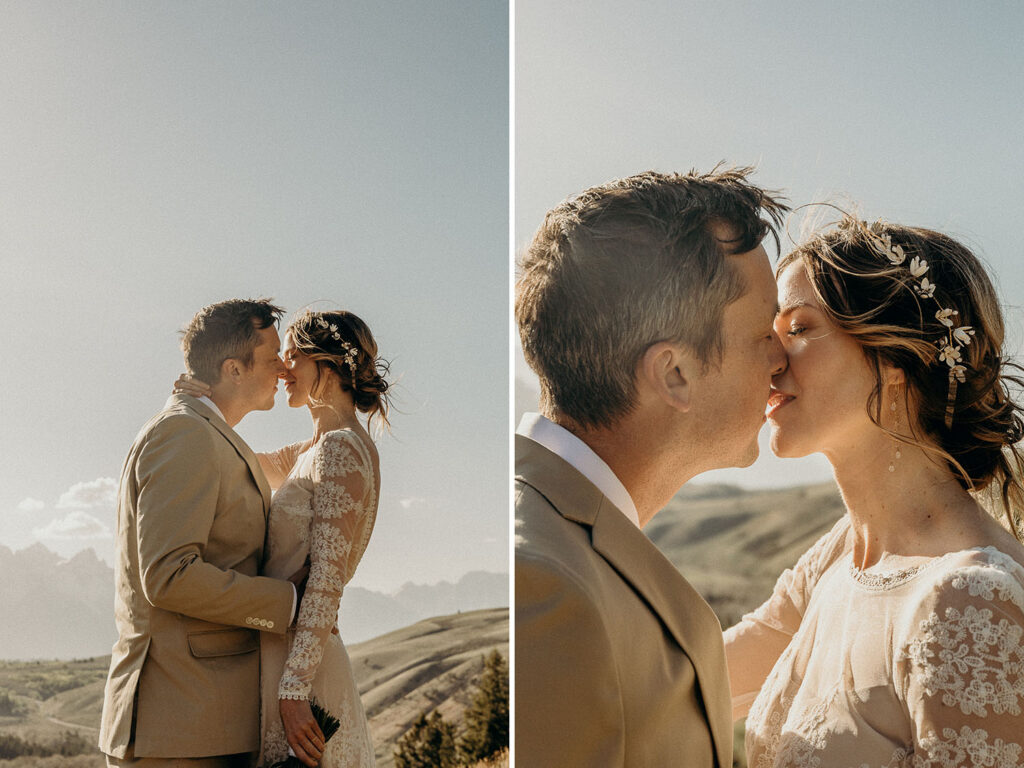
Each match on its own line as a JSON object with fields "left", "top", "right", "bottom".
{"left": 733, "top": 443, "right": 759, "bottom": 468}
{"left": 720, "top": 438, "right": 760, "bottom": 470}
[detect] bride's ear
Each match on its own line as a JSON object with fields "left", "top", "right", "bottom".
{"left": 882, "top": 364, "right": 906, "bottom": 388}
{"left": 637, "top": 341, "right": 697, "bottom": 413}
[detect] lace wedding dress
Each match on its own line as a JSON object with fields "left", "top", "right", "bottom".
{"left": 726, "top": 517, "right": 1024, "bottom": 768}
{"left": 257, "top": 430, "right": 377, "bottom": 768}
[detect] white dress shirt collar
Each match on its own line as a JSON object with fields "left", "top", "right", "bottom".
{"left": 197, "top": 395, "right": 226, "bottom": 423}
{"left": 517, "top": 412, "right": 640, "bottom": 528}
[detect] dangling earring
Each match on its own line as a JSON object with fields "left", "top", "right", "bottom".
{"left": 888, "top": 388, "right": 902, "bottom": 473}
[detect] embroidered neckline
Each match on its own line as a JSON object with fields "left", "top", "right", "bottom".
{"left": 847, "top": 546, "right": 1011, "bottom": 591}
{"left": 849, "top": 560, "right": 927, "bottom": 589}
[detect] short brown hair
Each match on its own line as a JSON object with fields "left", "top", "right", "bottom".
{"left": 516, "top": 167, "right": 788, "bottom": 430}
{"left": 181, "top": 298, "right": 285, "bottom": 384}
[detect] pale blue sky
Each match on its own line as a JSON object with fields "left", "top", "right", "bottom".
{"left": 0, "top": 1, "right": 508, "bottom": 591}
{"left": 515, "top": 0, "right": 1024, "bottom": 488}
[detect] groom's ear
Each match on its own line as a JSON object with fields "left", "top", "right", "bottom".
{"left": 637, "top": 341, "right": 695, "bottom": 413}
{"left": 221, "top": 357, "right": 243, "bottom": 383}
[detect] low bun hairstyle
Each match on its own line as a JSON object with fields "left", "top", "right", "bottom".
{"left": 287, "top": 309, "right": 392, "bottom": 431}
{"left": 779, "top": 214, "right": 1024, "bottom": 539}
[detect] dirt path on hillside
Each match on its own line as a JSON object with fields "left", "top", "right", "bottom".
{"left": 47, "top": 715, "right": 99, "bottom": 733}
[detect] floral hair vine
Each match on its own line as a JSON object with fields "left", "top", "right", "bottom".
{"left": 864, "top": 224, "right": 974, "bottom": 428}
{"left": 315, "top": 316, "right": 358, "bottom": 374}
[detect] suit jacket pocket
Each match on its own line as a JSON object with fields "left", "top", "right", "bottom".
{"left": 187, "top": 628, "right": 259, "bottom": 658}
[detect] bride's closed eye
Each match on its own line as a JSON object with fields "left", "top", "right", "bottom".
{"left": 786, "top": 325, "right": 807, "bottom": 337}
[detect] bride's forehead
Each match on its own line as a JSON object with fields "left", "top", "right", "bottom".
{"left": 777, "top": 263, "right": 816, "bottom": 303}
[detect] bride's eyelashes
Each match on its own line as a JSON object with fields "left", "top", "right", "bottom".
{"left": 786, "top": 325, "right": 807, "bottom": 337}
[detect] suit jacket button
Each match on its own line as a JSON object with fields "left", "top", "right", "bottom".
{"left": 267, "top": 620, "right": 275, "bottom": 629}
{"left": 246, "top": 617, "right": 253, "bottom": 625}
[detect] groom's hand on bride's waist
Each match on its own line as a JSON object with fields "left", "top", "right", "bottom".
{"left": 286, "top": 564, "right": 310, "bottom": 625}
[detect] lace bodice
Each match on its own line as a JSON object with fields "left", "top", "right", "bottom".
{"left": 261, "top": 429, "right": 379, "bottom": 701}
{"left": 725, "top": 517, "right": 1024, "bottom": 768}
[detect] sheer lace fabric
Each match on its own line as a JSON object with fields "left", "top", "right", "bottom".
{"left": 725, "top": 517, "right": 1024, "bottom": 768}
{"left": 261, "top": 440, "right": 311, "bottom": 491}
{"left": 257, "top": 430, "right": 377, "bottom": 768}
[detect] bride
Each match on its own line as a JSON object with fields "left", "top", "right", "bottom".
{"left": 179, "top": 308, "right": 389, "bottom": 768}
{"left": 725, "top": 215, "right": 1024, "bottom": 767}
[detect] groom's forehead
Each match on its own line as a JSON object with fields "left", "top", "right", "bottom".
{"left": 721, "top": 249, "right": 779, "bottom": 327}
{"left": 253, "top": 325, "right": 281, "bottom": 353}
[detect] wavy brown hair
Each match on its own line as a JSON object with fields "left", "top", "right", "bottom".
{"left": 779, "top": 214, "right": 1024, "bottom": 539}
{"left": 287, "top": 309, "right": 392, "bottom": 431}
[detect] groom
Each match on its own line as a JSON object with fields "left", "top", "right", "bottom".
{"left": 99, "top": 299, "right": 306, "bottom": 767}
{"left": 515, "top": 168, "right": 788, "bottom": 766}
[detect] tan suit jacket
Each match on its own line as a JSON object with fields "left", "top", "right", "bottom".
{"left": 99, "top": 395, "right": 294, "bottom": 759}
{"left": 515, "top": 435, "right": 732, "bottom": 767}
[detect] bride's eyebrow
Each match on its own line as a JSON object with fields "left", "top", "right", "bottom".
{"left": 776, "top": 300, "right": 814, "bottom": 318}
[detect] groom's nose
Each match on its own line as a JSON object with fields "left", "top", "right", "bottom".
{"left": 769, "top": 331, "right": 787, "bottom": 376}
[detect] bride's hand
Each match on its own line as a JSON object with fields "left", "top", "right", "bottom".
{"left": 173, "top": 373, "right": 212, "bottom": 398}
{"left": 279, "top": 698, "right": 325, "bottom": 767}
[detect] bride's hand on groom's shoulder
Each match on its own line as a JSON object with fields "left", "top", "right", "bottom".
{"left": 173, "top": 373, "right": 212, "bottom": 397}
{"left": 279, "top": 698, "right": 325, "bottom": 767}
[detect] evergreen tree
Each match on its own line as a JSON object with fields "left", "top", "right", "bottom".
{"left": 394, "top": 710, "right": 457, "bottom": 768}
{"left": 458, "top": 651, "right": 509, "bottom": 763}
{"left": 0, "top": 690, "right": 23, "bottom": 717}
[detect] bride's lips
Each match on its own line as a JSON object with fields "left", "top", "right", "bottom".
{"left": 766, "top": 391, "right": 795, "bottom": 419}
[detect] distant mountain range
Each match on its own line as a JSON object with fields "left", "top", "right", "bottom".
{"left": 341, "top": 572, "right": 509, "bottom": 643}
{"left": 0, "top": 543, "right": 508, "bottom": 660}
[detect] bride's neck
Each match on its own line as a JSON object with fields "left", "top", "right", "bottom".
{"left": 307, "top": 392, "right": 360, "bottom": 440}
{"left": 828, "top": 440, "right": 975, "bottom": 569}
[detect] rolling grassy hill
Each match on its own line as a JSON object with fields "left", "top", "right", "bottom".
{"left": 0, "top": 607, "right": 507, "bottom": 768}
{"left": 648, "top": 480, "right": 845, "bottom": 628}
{"left": 648, "top": 481, "right": 845, "bottom": 768}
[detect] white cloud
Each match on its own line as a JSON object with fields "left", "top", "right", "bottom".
{"left": 33, "top": 511, "right": 110, "bottom": 540}
{"left": 56, "top": 477, "right": 118, "bottom": 510}
{"left": 398, "top": 496, "right": 428, "bottom": 511}
{"left": 16, "top": 498, "right": 44, "bottom": 512}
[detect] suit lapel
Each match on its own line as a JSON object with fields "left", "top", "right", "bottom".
{"left": 171, "top": 395, "right": 273, "bottom": 517}
{"left": 516, "top": 434, "right": 732, "bottom": 768}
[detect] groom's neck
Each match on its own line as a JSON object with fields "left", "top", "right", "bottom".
{"left": 552, "top": 411, "right": 684, "bottom": 529}
{"left": 207, "top": 390, "right": 248, "bottom": 428}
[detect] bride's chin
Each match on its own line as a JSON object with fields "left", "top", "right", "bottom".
{"left": 768, "top": 428, "right": 809, "bottom": 459}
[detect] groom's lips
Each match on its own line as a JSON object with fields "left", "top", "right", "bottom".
{"left": 766, "top": 391, "right": 794, "bottom": 418}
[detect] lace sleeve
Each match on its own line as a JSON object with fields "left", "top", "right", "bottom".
{"left": 278, "top": 431, "right": 376, "bottom": 700}
{"left": 258, "top": 440, "right": 312, "bottom": 491}
{"left": 897, "top": 551, "right": 1024, "bottom": 767}
{"left": 724, "top": 515, "right": 850, "bottom": 721}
